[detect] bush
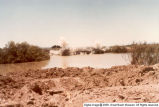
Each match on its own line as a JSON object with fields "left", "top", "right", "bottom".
{"left": 73, "top": 48, "right": 91, "bottom": 55}
{"left": 60, "top": 49, "right": 71, "bottom": 56}
{"left": 51, "top": 45, "right": 61, "bottom": 50}
{"left": 0, "top": 41, "right": 50, "bottom": 64}
{"left": 110, "top": 46, "right": 128, "bottom": 53}
{"left": 93, "top": 48, "right": 104, "bottom": 54}
{"left": 131, "top": 42, "right": 159, "bottom": 65}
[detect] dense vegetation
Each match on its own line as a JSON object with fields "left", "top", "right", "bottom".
{"left": 0, "top": 41, "right": 50, "bottom": 64}
{"left": 71, "top": 46, "right": 129, "bottom": 55}
{"left": 92, "top": 48, "right": 105, "bottom": 54}
{"left": 60, "top": 49, "right": 71, "bottom": 56}
{"left": 108, "top": 46, "right": 129, "bottom": 53}
{"left": 131, "top": 43, "right": 159, "bottom": 65}
{"left": 73, "top": 48, "right": 91, "bottom": 55}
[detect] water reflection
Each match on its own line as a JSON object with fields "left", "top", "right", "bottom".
{"left": 0, "top": 60, "right": 49, "bottom": 75}
{"left": 62, "top": 57, "right": 69, "bottom": 68}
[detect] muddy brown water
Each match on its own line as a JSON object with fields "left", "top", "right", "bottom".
{"left": 0, "top": 53, "right": 130, "bottom": 75}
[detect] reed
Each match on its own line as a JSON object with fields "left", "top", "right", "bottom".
{"left": 131, "top": 42, "right": 159, "bottom": 65}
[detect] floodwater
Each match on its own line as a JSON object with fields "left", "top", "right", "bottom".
{"left": 0, "top": 60, "right": 49, "bottom": 75}
{"left": 44, "top": 53, "right": 130, "bottom": 68}
{"left": 0, "top": 53, "right": 131, "bottom": 75}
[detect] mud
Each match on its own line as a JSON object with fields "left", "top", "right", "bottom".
{"left": 0, "top": 64, "right": 159, "bottom": 106}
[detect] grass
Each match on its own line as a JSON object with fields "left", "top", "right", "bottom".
{"left": 0, "top": 41, "right": 50, "bottom": 64}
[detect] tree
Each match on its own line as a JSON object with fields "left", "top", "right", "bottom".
{"left": 0, "top": 41, "right": 50, "bottom": 64}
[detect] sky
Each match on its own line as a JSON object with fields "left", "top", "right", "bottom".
{"left": 0, "top": 0, "right": 159, "bottom": 48}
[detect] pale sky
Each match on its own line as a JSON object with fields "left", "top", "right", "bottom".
{"left": 0, "top": 0, "right": 159, "bottom": 48}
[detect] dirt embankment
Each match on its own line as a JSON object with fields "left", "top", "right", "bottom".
{"left": 0, "top": 64, "right": 159, "bottom": 107}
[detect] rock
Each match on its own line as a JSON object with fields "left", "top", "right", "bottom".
{"left": 65, "top": 98, "right": 69, "bottom": 101}
{"left": 118, "top": 95, "right": 125, "bottom": 100}
{"left": 30, "top": 97, "right": 35, "bottom": 101}
{"left": 31, "top": 84, "right": 42, "bottom": 95}
{"left": 113, "top": 99, "right": 116, "bottom": 102}
{"left": 27, "top": 100, "right": 34, "bottom": 105}
{"left": 47, "top": 90, "right": 63, "bottom": 95}
{"left": 133, "top": 97, "right": 141, "bottom": 100}
{"left": 142, "top": 67, "right": 154, "bottom": 72}
{"left": 119, "top": 79, "right": 125, "bottom": 86}
{"left": 135, "top": 79, "right": 143, "bottom": 84}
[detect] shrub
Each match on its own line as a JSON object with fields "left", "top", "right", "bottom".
{"left": 51, "top": 45, "right": 61, "bottom": 50}
{"left": 74, "top": 48, "right": 91, "bottom": 55}
{"left": 0, "top": 41, "right": 50, "bottom": 64}
{"left": 110, "top": 46, "right": 128, "bottom": 53}
{"left": 93, "top": 48, "right": 104, "bottom": 54}
{"left": 131, "top": 42, "right": 159, "bottom": 65}
{"left": 60, "top": 49, "right": 71, "bottom": 56}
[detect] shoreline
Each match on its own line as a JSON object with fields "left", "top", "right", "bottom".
{"left": 0, "top": 64, "right": 159, "bottom": 106}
